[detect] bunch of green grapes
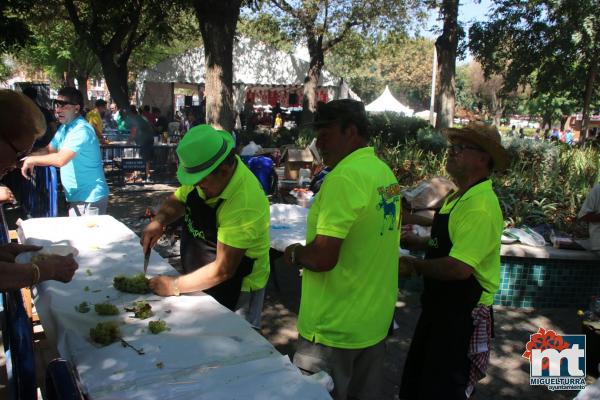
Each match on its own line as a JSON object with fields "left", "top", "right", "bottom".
{"left": 148, "top": 320, "right": 169, "bottom": 334}
{"left": 94, "top": 302, "right": 119, "bottom": 316}
{"left": 125, "top": 300, "right": 153, "bottom": 319}
{"left": 75, "top": 301, "right": 91, "bottom": 313}
{"left": 113, "top": 273, "right": 150, "bottom": 294}
{"left": 90, "top": 321, "right": 120, "bottom": 345}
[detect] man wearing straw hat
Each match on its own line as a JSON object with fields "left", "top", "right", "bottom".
{"left": 141, "top": 125, "right": 269, "bottom": 328}
{"left": 398, "top": 122, "right": 508, "bottom": 400}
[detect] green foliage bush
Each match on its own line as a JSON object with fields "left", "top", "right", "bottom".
{"left": 376, "top": 131, "right": 599, "bottom": 235}
{"left": 369, "top": 112, "right": 429, "bottom": 146}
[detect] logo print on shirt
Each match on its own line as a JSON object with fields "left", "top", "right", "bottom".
{"left": 184, "top": 206, "right": 206, "bottom": 240}
{"left": 377, "top": 184, "right": 400, "bottom": 235}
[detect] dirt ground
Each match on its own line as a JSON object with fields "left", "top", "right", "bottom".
{"left": 106, "top": 183, "right": 596, "bottom": 400}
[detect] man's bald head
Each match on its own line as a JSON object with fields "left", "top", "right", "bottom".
{"left": 1, "top": 89, "right": 46, "bottom": 143}
{"left": 0, "top": 90, "right": 46, "bottom": 178}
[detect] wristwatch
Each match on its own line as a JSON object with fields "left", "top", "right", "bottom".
{"left": 290, "top": 243, "right": 302, "bottom": 268}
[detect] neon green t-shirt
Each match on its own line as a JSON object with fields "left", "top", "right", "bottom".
{"left": 298, "top": 147, "right": 401, "bottom": 349}
{"left": 440, "top": 179, "right": 502, "bottom": 306}
{"left": 174, "top": 156, "right": 270, "bottom": 292}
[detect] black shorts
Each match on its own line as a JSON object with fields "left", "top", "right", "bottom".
{"left": 139, "top": 142, "right": 154, "bottom": 162}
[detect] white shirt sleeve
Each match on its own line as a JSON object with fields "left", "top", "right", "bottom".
{"left": 578, "top": 184, "right": 600, "bottom": 218}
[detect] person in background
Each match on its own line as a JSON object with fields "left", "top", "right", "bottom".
{"left": 565, "top": 128, "right": 573, "bottom": 145}
{"left": 142, "top": 104, "right": 156, "bottom": 125}
{"left": 272, "top": 102, "right": 282, "bottom": 127}
{"left": 0, "top": 89, "right": 78, "bottom": 289}
{"left": 398, "top": 122, "right": 507, "bottom": 400}
{"left": 283, "top": 99, "right": 401, "bottom": 399}
{"left": 86, "top": 99, "right": 108, "bottom": 144}
{"left": 508, "top": 125, "right": 516, "bottom": 137}
{"left": 114, "top": 107, "right": 128, "bottom": 133}
{"left": 153, "top": 106, "right": 169, "bottom": 136}
{"left": 22, "top": 86, "right": 57, "bottom": 151}
{"left": 578, "top": 184, "right": 600, "bottom": 256}
{"left": 518, "top": 127, "right": 525, "bottom": 138}
{"left": 127, "top": 105, "right": 155, "bottom": 183}
{"left": 274, "top": 113, "right": 283, "bottom": 131}
{"left": 141, "top": 125, "right": 270, "bottom": 328}
{"left": 21, "top": 87, "right": 109, "bottom": 216}
{"left": 247, "top": 149, "right": 277, "bottom": 196}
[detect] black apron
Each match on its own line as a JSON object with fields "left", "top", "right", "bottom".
{"left": 180, "top": 189, "right": 254, "bottom": 311}
{"left": 399, "top": 180, "right": 487, "bottom": 400}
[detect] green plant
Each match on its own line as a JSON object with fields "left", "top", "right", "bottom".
{"left": 373, "top": 125, "right": 599, "bottom": 235}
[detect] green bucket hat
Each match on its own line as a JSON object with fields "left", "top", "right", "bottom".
{"left": 176, "top": 124, "right": 235, "bottom": 186}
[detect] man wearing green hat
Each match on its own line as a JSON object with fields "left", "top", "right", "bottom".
{"left": 141, "top": 124, "right": 270, "bottom": 327}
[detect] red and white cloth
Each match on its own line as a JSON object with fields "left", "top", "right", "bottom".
{"left": 467, "top": 305, "right": 493, "bottom": 397}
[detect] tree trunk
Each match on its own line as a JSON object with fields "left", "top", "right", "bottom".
{"left": 580, "top": 57, "right": 598, "bottom": 142}
{"left": 98, "top": 54, "right": 130, "bottom": 109}
{"left": 64, "top": 62, "right": 76, "bottom": 87}
{"left": 434, "top": 0, "right": 459, "bottom": 130}
{"left": 76, "top": 74, "right": 90, "bottom": 107}
{"left": 301, "top": 37, "right": 324, "bottom": 126}
{"left": 194, "top": 0, "right": 241, "bottom": 133}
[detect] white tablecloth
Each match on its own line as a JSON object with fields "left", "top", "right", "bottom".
{"left": 19, "top": 215, "right": 329, "bottom": 399}
{"left": 269, "top": 204, "right": 308, "bottom": 252}
{"left": 269, "top": 204, "right": 408, "bottom": 257}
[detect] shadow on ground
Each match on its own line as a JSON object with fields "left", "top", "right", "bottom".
{"left": 108, "top": 186, "right": 594, "bottom": 400}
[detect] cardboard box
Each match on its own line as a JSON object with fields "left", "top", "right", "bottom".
{"left": 281, "top": 147, "right": 313, "bottom": 180}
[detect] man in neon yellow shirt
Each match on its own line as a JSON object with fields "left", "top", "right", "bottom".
{"left": 399, "top": 122, "right": 508, "bottom": 400}
{"left": 86, "top": 99, "right": 107, "bottom": 144}
{"left": 141, "top": 124, "right": 270, "bottom": 327}
{"left": 283, "top": 100, "right": 401, "bottom": 399}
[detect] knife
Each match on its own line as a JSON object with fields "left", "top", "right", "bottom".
{"left": 143, "top": 248, "right": 150, "bottom": 275}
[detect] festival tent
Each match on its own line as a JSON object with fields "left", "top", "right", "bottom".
{"left": 365, "top": 86, "right": 414, "bottom": 116}
{"left": 136, "top": 37, "right": 359, "bottom": 116}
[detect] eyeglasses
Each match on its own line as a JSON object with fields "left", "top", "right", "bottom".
{"left": 53, "top": 99, "right": 78, "bottom": 109}
{"left": 447, "top": 143, "right": 484, "bottom": 154}
{"left": 1, "top": 135, "right": 32, "bottom": 161}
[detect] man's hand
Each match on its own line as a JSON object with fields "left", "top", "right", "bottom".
{"left": 400, "top": 229, "right": 429, "bottom": 251}
{"left": 20, "top": 157, "right": 36, "bottom": 180}
{"left": 0, "top": 187, "right": 15, "bottom": 204}
{"left": 283, "top": 243, "right": 301, "bottom": 268}
{"left": 141, "top": 220, "right": 165, "bottom": 255}
{"left": 0, "top": 243, "right": 43, "bottom": 262}
{"left": 399, "top": 256, "right": 415, "bottom": 278}
{"left": 37, "top": 254, "right": 78, "bottom": 283}
{"left": 149, "top": 275, "right": 176, "bottom": 296}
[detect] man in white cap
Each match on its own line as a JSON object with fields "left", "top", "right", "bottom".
{"left": 399, "top": 122, "right": 508, "bottom": 400}
{"left": 141, "top": 124, "right": 269, "bottom": 328}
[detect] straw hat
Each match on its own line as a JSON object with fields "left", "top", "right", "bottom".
{"left": 176, "top": 124, "right": 234, "bottom": 185}
{"left": 442, "top": 122, "right": 509, "bottom": 172}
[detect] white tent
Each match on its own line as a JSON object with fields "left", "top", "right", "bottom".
{"left": 365, "top": 86, "right": 414, "bottom": 116}
{"left": 415, "top": 110, "right": 436, "bottom": 123}
{"left": 136, "top": 37, "right": 360, "bottom": 115}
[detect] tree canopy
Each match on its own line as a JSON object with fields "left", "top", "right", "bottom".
{"left": 469, "top": 0, "right": 600, "bottom": 131}
{"left": 256, "top": 0, "right": 425, "bottom": 123}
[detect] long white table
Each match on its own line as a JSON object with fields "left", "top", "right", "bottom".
{"left": 19, "top": 215, "right": 330, "bottom": 399}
